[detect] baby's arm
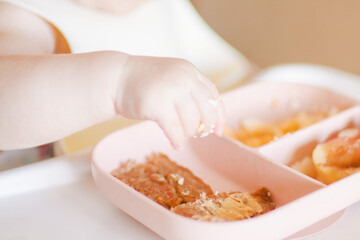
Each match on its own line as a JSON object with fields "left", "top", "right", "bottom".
{"left": 0, "top": 52, "right": 128, "bottom": 150}
{"left": 0, "top": 3, "right": 224, "bottom": 151}
{"left": 0, "top": 3, "right": 124, "bottom": 149}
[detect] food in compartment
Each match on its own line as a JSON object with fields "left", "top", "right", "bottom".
{"left": 111, "top": 153, "right": 275, "bottom": 221}
{"left": 172, "top": 187, "right": 274, "bottom": 221}
{"left": 224, "top": 109, "right": 339, "bottom": 147}
{"left": 289, "top": 127, "right": 360, "bottom": 184}
{"left": 289, "top": 156, "right": 317, "bottom": 179}
{"left": 111, "top": 153, "right": 213, "bottom": 208}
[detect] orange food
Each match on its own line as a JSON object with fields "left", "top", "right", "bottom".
{"left": 111, "top": 153, "right": 213, "bottom": 208}
{"left": 225, "top": 111, "right": 338, "bottom": 147}
{"left": 312, "top": 127, "right": 360, "bottom": 184}
{"left": 112, "top": 153, "right": 275, "bottom": 221}
{"left": 289, "top": 127, "right": 360, "bottom": 184}
{"left": 289, "top": 156, "right": 317, "bottom": 179}
{"left": 172, "top": 187, "right": 275, "bottom": 221}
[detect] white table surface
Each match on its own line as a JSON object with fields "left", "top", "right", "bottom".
{"left": 0, "top": 149, "right": 360, "bottom": 240}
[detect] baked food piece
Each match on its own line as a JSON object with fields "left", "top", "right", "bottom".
{"left": 225, "top": 110, "right": 338, "bottom": 147}
{"left": 111, "top": 153, "right": 213, "bottom": 208}
{"left": 289, "top": 156, "right": 317, "bottom": 179}
{"left": 289, "top": 126, "right": 360, "bottom": 184}
{"left": 171, "top": 187, "right": 275, "bottom": 221}
{"left": 312, "top": 127, "right": 360, "bottom": 184}
{"left": 112, "top": 153, "right": 275, "bottom": 221}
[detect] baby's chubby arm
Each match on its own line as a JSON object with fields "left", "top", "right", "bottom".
{"left": 0, "top": 3, "right": 225, "bottom": 150}
{"left": 0, "top": 52, "right": 127, "bottom": 150}
{"left": 0, "top": 53, "right": 225, "bottom": 150}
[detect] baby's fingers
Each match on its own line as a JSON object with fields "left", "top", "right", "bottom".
{"left": 197, "top": 73, "right": 225, "bottom": 135}
{"left": 156, "top": 105, "right": 187, "bottom": 150}
{"left": 174, "top": 98, "right": 201, "bottom": 138}
{"left": 192, "top": 87, "right": 225, "bottom": 137}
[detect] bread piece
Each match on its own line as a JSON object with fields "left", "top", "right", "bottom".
{"left": 111, "top": 153, "right": 213, "bottom": 208}
{"left": 112, "top": 153, "right": 275, "bottom": 221}
{"left": 312, "top": 130, "right": 360, "bottom": 184}
{"left": 289, "top": 156, "right": 317, "bottom": 179}
{"left": 112, "top": 159, "right": 182, "bottom": 208}
{"left": 171, "top": 187, "right": 275, "bottom": 221}
{"left": 146, "top": 153, "right": 213, "bottom": 203}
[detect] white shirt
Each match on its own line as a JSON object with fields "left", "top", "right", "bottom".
{"left": 1, "top": 0, "right": 253, "bottom": 91}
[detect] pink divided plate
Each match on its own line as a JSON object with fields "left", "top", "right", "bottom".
{"left": 92, "top": 82, "right": 360, "bottom": 240}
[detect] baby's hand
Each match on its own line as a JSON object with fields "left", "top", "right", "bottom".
{"left": 115, "top": 55, "right": 225, "bottom": 149}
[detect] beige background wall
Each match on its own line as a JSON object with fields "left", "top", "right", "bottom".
{"left": 191, "top": 0, "right": 360, "bottom": 75}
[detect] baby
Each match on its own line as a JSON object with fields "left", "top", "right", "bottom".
{"left": 0, "top": 0, "right": 230, "bottom": 152}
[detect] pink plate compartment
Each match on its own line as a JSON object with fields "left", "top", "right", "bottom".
{"left": 92, "top": 82, "right": 359, "bottom": 240}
